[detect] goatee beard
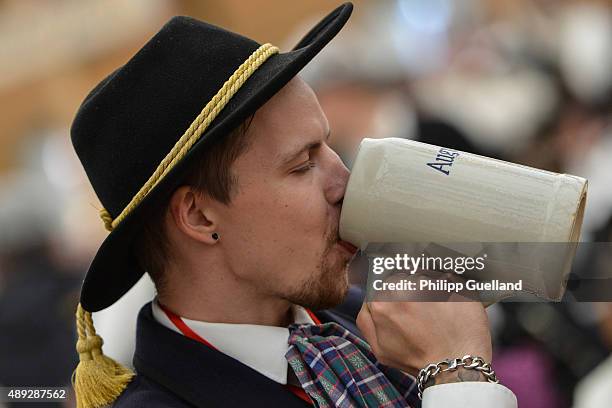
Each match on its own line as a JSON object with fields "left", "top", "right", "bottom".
{"left": 285, "top": 253, "right": 350, "bottom": 311}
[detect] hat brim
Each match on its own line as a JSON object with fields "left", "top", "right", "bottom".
{"left": 80, "top": 3, "right": 353, "bottom": 311}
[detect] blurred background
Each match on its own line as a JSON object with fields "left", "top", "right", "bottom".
{"left": 0, "top": 0, "right": 611, "bottom": 407}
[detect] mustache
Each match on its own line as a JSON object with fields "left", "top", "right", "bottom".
{"left": 325, "top": 200, "right": 344, "bottom": 250}
{"left": 326, "top": 219, "right": 340, "bottom": 249}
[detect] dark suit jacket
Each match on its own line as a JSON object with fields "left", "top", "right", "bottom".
{"left": 113, "top": 286, "right": 366, "bottom": 407}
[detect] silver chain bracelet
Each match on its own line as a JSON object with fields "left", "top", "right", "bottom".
{"left": 416, "top": 355, "right": 499, "bottom": 399}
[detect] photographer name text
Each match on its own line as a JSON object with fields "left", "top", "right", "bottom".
{"left": 372, "top": 278, "right": 523, "bottom": 293}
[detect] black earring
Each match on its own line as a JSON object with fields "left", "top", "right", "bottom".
{"left": 212, "top": 232, "right": 219, "bottom": 241}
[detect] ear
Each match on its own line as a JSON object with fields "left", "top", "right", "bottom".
{"left": 168, "top": 186, "right": 219, "bottom": 245}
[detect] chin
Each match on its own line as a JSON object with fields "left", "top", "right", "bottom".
{"left": 305, "top": 287, "right": 348, "bottom": 311}
{"left": 313, "top": 266, "right": 351, "bottom": 310}
{"left": 289, "top": 264, "right": 350, "bottom": 311}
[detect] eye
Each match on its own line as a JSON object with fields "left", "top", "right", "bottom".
{"left": 293, "top": 160, "right": 316, "bottom": 174}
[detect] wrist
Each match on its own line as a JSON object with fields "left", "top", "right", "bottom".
{"left": 416, "top": 355, "right": 499, "bottom": 399}
{"left": 426, "top": 366, "right": 486, "bottom": 386}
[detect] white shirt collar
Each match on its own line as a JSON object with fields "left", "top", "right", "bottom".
{"left": 151, "top": 298, "right": 314, "bottom": 384}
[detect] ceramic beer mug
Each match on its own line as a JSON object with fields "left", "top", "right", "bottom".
{"left": 339, "top": 137, "right": 588, "bottom": 302}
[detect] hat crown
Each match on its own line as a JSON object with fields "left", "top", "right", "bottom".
{"left": 71, "top": 16, "right": 260, "bottom": 218}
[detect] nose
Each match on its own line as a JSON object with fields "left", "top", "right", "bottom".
{"left": 323, "top": 145, "right": 350, "bottom": 206}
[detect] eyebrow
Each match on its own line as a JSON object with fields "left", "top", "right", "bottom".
{"left": 279, "top": 129, "right": 331, "bottom": 166}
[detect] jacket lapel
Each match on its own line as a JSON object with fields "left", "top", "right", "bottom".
{"left": 134, "top": 304, "right": 309, "bottom": 408}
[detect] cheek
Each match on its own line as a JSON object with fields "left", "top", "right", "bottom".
{"left": 265, "top": 187, "right": 328, "bottom": 243}
{"left": 227, "top": 180, "right": 330, "bottom": 263}
{"left": 279, "top": 181, "right": 331, "bottom": 240}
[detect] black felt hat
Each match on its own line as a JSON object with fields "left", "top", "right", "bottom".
{"left": 72, "top": 3, "right": 353, "bottom": 312}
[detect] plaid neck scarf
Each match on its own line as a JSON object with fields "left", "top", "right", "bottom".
{"left": 286, "top": 322, "right": 420, "bottom": 408}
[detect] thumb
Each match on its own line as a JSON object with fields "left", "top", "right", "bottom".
{"left": 356, "top": 302, "right": 379, "bottom": 349}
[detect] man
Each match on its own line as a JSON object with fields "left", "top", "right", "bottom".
{"left": 70, "top": 3, "right": 517, "bottom": 407}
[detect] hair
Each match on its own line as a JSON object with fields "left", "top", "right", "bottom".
{"left": 134, "top": 115, "right": 255, "bottom": 294}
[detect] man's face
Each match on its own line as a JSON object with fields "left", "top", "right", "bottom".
{"left": 215, "top": 76, "right": 356, "bottom": 310}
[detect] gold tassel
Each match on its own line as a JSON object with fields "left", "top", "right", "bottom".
{"left": 72, "top": 303, "right": 134, "bottom": 408}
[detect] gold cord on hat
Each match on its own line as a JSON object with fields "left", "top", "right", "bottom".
{"left": 74, "top": 43, "right": 279, "bottom": 408}
{"left": 99, "top": 43, "right": 279, "bottom": 232}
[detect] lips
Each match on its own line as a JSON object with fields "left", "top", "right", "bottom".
{"left": 338, "top": 239, "right": 359, "bottom": 255}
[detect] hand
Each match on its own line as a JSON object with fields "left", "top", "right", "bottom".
{"left": 356, "top": 278, "right": 492, "bottom": 380}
